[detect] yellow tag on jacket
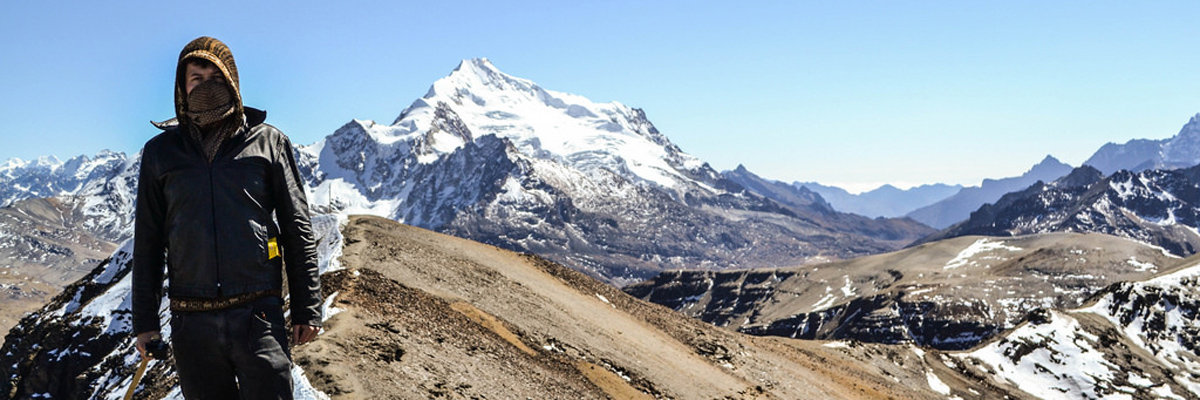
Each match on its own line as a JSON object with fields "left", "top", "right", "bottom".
{"left": 268, "top": 237, "right": 280, "bottom": 259}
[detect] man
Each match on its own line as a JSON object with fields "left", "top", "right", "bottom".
{"left": 132, "top": 36, "right": 322, "bottom": 399}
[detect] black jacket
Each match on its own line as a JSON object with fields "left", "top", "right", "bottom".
{"left": 132, "top": 108, "right": 322, "bottom": 334}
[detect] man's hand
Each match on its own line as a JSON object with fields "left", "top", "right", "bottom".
{"left": 135, "top": 331, "right": 161, "bottom": 360}
{"left": 292, "top": 324, "right": 318, "bottom": 346}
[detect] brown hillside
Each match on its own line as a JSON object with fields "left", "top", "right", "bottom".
{"left": 293, "top": 215, "right": 956, "bottom": 399}
{"left": 0, "top": 197, "right": 116, "bottom": 336}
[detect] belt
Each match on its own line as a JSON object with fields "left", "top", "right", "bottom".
{"left": 170, "top": 289, "right": 282, "bottom": 312}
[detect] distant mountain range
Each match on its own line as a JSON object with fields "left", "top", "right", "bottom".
{"left": 914, "top": 164, "right": 1200, "bottom": 256}
{"left": 719, "top": 165, "right": 933, "bottom": 248}
{"left": 795, "top": 181, "right": 962, "bottom": 219}
{"left": 760, "top": 155, "right": 1074, "bottom": 230}
{"left": 904, "top": 155, "right": 1075, "bottom": 229}
{"left": 817, "top": 112, "right": 1200, "bottom": 230}
{"left": 1085, "top": 113, "right": 1200, "bottom": 174}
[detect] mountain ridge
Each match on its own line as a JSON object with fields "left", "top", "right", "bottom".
{"left": 905, "top": 155, "right": 1074, "bottom": 229}
{"left": 914, "top": 164, "right": 1200, "bottom": 256}
{"left": 795, "top": 180, "right": 963, "bottom": 218}
{"left": 1085, "top": 113, "right": 1200, "bottom": 174}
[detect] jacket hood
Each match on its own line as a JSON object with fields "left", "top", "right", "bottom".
{"left": 174, "top": 36, "right": 244, "bottom": 127}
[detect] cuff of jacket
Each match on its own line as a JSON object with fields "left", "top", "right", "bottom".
{"left": 291, "top": 310, "right": 323, "bottom": 327}
{"left": 132, "top": 319, "right": 162, "bottom": 335}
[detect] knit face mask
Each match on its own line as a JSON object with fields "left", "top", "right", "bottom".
{"left": 185, "top": 79, "right": 236, "bottom": 127}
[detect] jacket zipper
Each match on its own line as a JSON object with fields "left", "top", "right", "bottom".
{"left": 200, "top": 122, "right": 245, "bottom": 297}
{"left": 208, "top": 156, "right": 222, "bottom": 296}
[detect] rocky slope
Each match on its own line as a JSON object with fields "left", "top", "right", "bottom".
{"left": 948, "top": 255, "right": 1200, "bottom": 399}
{"left": 906, "top": 155, "right": 1074, "bottom": 229}
{"left": 917, "top": 164, "right": 1200, "bottom": 257}
{"left": 625, "top": 232, "right": 1179, "bottom": 351}
{"left": 1, "top": 215, "right": 983, "bottom": 399}
{"left": 0, "top": 197, "right": 118, "bottom": 336}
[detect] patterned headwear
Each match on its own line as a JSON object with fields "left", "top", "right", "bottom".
{"left": 174, "top": 36, "right": 243, "bottom": 128}
{"left": 173, "top": 37, "right": 245, "bottom": 161}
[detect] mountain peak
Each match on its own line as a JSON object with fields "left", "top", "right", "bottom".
{"left": 1026, "top": 155, "right": 1070, "bottom": 176}
{"left": 1036, "top": 154, "right": 1063, "bottom": 165}
{"left": 438, "top": 58, "right": 533, "bottom": 95}
{"left": 34, "top": 155, "right": 61, "bottom": 166}
{"left": 875, "top": 184, "right": 900, "bottom": 192}
{"left": 1052, "top": 165, "right": 1104, "bottom": 188}
{"left": 386, "top": 58, "right": 709, "bottom": 189}
{"left": 453, "top": 58, "right": 499, "bottom": 75}
{"left": 1176, "top": 112, "right": 1200, "bottom": 137}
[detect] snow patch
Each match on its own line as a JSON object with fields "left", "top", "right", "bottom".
{"left": 1126, "top": 257, "right": 1157, "bottom": 272}
{"left": 839, "top": 275, "right": 856, "bottom": 297}
{"left": 810, "top": 292, "right": 837, "bottom": 312}
{"left": 959, "top": 310, "right": 1120, "bottom": 399}
{"left": 944, "top": 239, "right": 1022, "bottom": 270}
{"left": 321, "top": 291, "right": 343, "bottom": 320}
{"left": 292, "top": 364, "right": 332, "bottom": 400}
{"left": 926, "top": 371, "right": 952, "bottom": 395}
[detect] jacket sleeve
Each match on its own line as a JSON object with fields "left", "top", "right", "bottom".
{"left": 132, "top": 146, "right": 167, "bottom": 334}
{"left": 271, "top": 132, "right": 323, "bottom": 327}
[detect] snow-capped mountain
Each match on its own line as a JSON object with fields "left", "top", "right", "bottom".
{"left": 0, "top": 152, "right": 140, "bottom": 335}
{"left": 0, "top": 150, "right": 139, "bottom": 243}
{"left": 295, "top": 58, "right": 928, "bottom": 284}
{"left": 917, "top": 164, "right": 1200, "bottom": 257}
{"left": 906, "top": 155, "right": 1074, "bottom": 229}
{"left": 1, "top": 153, "right": 115, "bottom": 207}
{"left": 1085, "top": 113, "right": 1200, "bottom": 175}
{"left": 795, "top": 181, "right": 963, "bottom": 219}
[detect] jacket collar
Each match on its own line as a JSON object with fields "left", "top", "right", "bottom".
{"left": 244, "top": 107, "right": 266, "bottom": 127}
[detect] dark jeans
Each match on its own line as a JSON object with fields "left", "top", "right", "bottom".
{"left": 170, "top": 296, "right": 293, "bottom": 399}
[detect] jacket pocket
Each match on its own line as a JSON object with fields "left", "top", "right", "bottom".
{"left": 248, "top": 297, "right": 290, "bottom": 358}
{"left": 248, "top": 219, "right": 269, "bottom": 265}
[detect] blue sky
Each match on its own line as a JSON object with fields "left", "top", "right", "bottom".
{"left": 4, "top": 1, "right": 1200, "bottom": 192}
